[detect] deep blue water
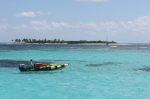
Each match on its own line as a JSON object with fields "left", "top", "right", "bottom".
{"left": 0, "top": 43, "right": 150, "bottom": 99}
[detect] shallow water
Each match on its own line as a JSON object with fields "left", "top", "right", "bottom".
{"left": 0, "top": 44, "right": 150, "bottom": 99}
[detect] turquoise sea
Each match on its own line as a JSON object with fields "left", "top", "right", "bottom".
{"left": 0, "top": 43, "right": 150, "bottom": 99}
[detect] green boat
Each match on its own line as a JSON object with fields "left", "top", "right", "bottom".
{"left": 19, "top": 62, "right": 69, "bottom": 72}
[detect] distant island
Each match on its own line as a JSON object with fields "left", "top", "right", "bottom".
{"left": 12, "top": 38, "right": 117, "bottom": 44}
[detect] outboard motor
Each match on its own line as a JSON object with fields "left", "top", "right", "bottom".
{"left": 19, "top": 64, "right": 26, "bottom": 71}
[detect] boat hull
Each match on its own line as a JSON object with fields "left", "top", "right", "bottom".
{"left": 19, "top": 63, "right": 69, "bottom": 72}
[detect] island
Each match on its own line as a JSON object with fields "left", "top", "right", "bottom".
{"left": 12, "top": 38, "right": 117, "bottom": 44}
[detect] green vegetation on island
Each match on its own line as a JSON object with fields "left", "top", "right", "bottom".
{"left": 12, "top": 38, "right": 117, "bottom": 44}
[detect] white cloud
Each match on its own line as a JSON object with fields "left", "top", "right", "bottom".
{"left": 11, "top": 13, "right": 150, "bottom": 34}
{"left": 0, "top": 23, "right": 8, "bottom": 29}
{"left": 30, "top": 20, "right": 49, "bottom": 25}
{"left": 15, "top": 12, "right": 36, "bottom": 17}
{"left": 0, "top": 20, "right": 8, "bottom": 32}
{"left": 119, "top": 14, "right": 150, "bottom": 33}
{"left": 51, "top": 22, "right": 72, "bottom": 29}
{"left": 75, "top": 14, "right": 150, "bottom": 34}
{"left": 32, "top": 25, "right": 52, "bottom": 31}
{"left": 15, "top": 11, "right": 50, "bottom": 17}
{"left": 76, "top": 0, "right": 108, "bottom": 2}
{"left": 29, "top": 20, "right": 73, "bottom": 30}
{"left": 75, "top": 22, "right": 100, "bottom": 31}
{"left": 12, "top": 24, "right": 28, "bottom": 32}
{"left": 30, "top": 20, "right": 51, "bottom": 31}
{"left": 37, "top": 11, "right": 50, "bottom": 15}
{"left": 0, "top": 23, "right": 8, "bottom": 33}
{"left": 0, "top": 15, "right": 150, "bottom": 42}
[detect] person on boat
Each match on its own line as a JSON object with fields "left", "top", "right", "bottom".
{"left": 29, "top": 59, "right": 33, "bottom": 67}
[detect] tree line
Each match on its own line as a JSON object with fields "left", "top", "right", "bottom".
{"left": 12, "top": 38, "right": 116, "bottom": 44}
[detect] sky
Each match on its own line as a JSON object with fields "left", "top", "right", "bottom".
{"left": 0, "top": 0, "right": 150, "bottom": 43}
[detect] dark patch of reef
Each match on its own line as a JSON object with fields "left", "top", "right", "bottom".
{"left": 0, "top": 60, "right": 29, "bottom": 67}
{"left": 86, "top": 62, "right": 120, "bottom": 67}
{"left": 133, "top": 66, "right": 150, "bottom": 72}
{"left": 0, "top": 60, "right": 51, "bottom": 68}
